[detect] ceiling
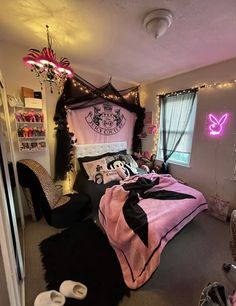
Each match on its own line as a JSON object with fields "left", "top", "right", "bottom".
{"left": 0, "top": 0, "right": 236, "bottom": 85}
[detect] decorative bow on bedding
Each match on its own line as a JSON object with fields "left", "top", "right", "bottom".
{"left": 99, "top": 173, "right": 207, "bottom": 289}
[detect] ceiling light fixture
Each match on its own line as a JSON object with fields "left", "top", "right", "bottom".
{"left": 23, "top": 25, "right": 74, "bottom": 94}
{"left": 144, "top": 9, "right": 174, "bottom": 39}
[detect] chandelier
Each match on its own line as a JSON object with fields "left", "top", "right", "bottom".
{"left": 23, "top": 25, "right": 74, "bottom": 94}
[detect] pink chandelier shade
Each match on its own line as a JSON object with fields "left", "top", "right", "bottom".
{"left": 23, "top": 25, "right": 74, "bottom": 93}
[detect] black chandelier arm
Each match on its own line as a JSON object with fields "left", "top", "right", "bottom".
{"left": 45, "top": 25, "right": 52, "bottom": 49}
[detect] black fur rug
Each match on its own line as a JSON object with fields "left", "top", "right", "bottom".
{"left": 39, "top": 218, "right": 130, "bottom": 306}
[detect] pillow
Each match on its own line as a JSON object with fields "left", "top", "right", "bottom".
{"left": 82, "top": 158, "right": 108, "bottom": 180}
{"left": 111, "top": 153, "right": 138, "bottom": 175}
{"left": 119, "top": 154, "right": 138, "bottom": 169}
{"left": 104, "top": 153, "right": 137, "bottom": 168}
{"left": 78, "top": 149, "right": 127, "bottom": 164}
{"left": 78, "top": 150, "right": 127, "bottom": 175}
{"left": 94, "top": 170, "right": 122, "bottom": 184}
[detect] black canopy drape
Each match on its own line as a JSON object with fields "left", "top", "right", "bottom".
{"left": 53, "top": 74, "right": 145, "bottom": 180}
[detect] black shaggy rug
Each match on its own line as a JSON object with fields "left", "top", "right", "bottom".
{"left": 39, "top": 218, "right": 130, "bottom": 306}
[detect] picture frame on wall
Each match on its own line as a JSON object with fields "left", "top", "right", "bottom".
{"left": 38, "top": 141, "right": 46, "bottom": 150}
{"left": 147, "top": 125, "right": 157, "bottom": 135}
{"left": 20, "top": 141, "right": 30, "bottom": 151}
{"left": 30, "top": 141, "right": 38, "bottom": 151}
{"left": 144, "top": 111, "right": 153, "bottom": 125}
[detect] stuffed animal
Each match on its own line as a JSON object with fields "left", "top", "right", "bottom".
{"left": 107, "top": 159, "right": 130, "bottom": 179}
{"left": 140, "top": 164, "right": 150, "bottom": 173}
{"left": 28, "top": 127, "right": 33, "bottom": 137}
{"left": 39, "top": 112, "right": 44, "bottom": 122}
{"left": 17, "top": 127, "right": 23, "bottom": 137}
{"left": 23, "top": 126, "right": 30, "bottom": 138}
{"left": 134, "top": 152, "right": 161, "bottom": 173}
{"left": 40, "top": 127, "right": 46, "bottom": 136}
{"left": 15, "top": 112, "right": 22, "bottom": 122}
{"left": 28, "top": 110, "right": 36, "bottom": 122}
{"left": 33, "top": 127, "right": 38, "bottom": 137}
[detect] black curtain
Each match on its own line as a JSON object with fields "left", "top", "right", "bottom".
{"left": 54, "top": 74, "right": 145, "bottom": 180}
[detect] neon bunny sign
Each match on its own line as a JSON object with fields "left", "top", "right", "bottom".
{"left": 208, "top": 113, "right": 228, "bottom": 136}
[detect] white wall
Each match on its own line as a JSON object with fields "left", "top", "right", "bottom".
{"left": 0, "top": 40, "right": 134, "bottom": 194}
{"left": 0, "top": 41, "right": 51, "bottom": 173}
{"left": 0, "top": 41, "right": 52, "bottom": 217}
{"left": 140, "top": 58, "right": 236, "bottom": 211}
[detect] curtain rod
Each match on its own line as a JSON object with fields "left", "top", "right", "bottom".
{"left": 157, "top": 86, "right": 200, "bottom": 97}
{"left": 156, "top": 78, "right": 236, "bottom": 97}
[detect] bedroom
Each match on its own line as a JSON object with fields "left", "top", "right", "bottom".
{"left": 0, "top": 0, "right": 236, "bottom": 306}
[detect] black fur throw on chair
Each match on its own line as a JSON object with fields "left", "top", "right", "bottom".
{"left": 17, "top": 159, "right": 91, "bottom": 228}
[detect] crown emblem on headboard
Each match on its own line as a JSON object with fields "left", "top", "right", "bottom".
{"left": 85, "top": 102, "right": 126, "bottom": 135}
{"left": 103, "top": 102, "right": 113, "bottom": 112}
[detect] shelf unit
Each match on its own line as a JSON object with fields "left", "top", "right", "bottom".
{"left": 14, "top": 106, "right": 47, "bottom": 152}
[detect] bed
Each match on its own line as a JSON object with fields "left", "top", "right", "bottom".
{"left": 54, "top": 77, "right": 207, "bottom": 290}
{"left": 73, "top": 141, "right": 145, "bottom": 215}
{"left": 73, "top": 142, "right": 207, "bottom": 289}
{"left": 98, "top": 172, "right": 207, "bottom": 289}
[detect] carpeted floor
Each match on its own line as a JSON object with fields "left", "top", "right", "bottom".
{"left": 25, "top": 211, "right": 234, "bottom": 306}
{"left": 39, "top": 218, "right": 129, "bottom": 306}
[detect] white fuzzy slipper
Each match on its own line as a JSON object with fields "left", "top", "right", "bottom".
{"left": 34, "top": 290, "right": 65, "bottom": 306}
{"left": 59, "top": 280, "right": 88, "bottom": 300}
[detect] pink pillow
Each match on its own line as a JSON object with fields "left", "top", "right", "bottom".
{"left": 83, "top": 158, "right": 108, "bottom": 180}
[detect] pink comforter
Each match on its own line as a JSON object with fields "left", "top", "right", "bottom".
{"left": 99, "top": 173, "right": 207, "bottom": 289}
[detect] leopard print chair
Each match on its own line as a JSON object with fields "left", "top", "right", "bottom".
{"left": 17, "top": 159, "right": 91, "bottom": 228}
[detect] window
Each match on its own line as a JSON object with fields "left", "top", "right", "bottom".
{"left": 157, "top": 91, "right": 197, "bottom": 166}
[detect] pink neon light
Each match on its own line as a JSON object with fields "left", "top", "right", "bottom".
{"left": 208, "top": 113, "right": 228, "bottom": 136}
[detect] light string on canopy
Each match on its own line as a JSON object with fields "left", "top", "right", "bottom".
{"left": 71, "top": 78, "right": 138, "bottom": 101}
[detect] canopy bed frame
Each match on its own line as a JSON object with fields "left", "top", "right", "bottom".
{"left": 53, "top": 74, "right": 207, "bottom": 289}
{"left": 54, "top": 74, "right": 145, "bottom": 181}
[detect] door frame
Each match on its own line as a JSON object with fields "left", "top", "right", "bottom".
{"left": 0, "top": 71, "right": 25, "bottom": 305}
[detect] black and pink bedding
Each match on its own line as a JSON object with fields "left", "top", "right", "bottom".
{"left": 73, "top": 150, "right": 146, "bottom": 213}
{"left": 98, "top": 173, "right": 207, "bottom": 289}
{"left": 73, "top": 169, "right": 119, "bottom": 214}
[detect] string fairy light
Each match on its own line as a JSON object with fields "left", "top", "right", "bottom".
{"left": 151, "top": 78, "right": 236, "bottom": 154}
{"left": 71, "top": 78, "right": 139, "bottom": 102}
{"left": 157, "top": 78, "right": 236, "bottom": 97}
{"left": 151, "top": 95, "right": 161, "bottom": 155}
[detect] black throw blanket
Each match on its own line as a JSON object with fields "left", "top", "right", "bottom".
{"left": 122, "top": 177, "right": 196, "bottom": 247}
{"left": 39, "top": 219, "right": 129, "bottom": 306}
